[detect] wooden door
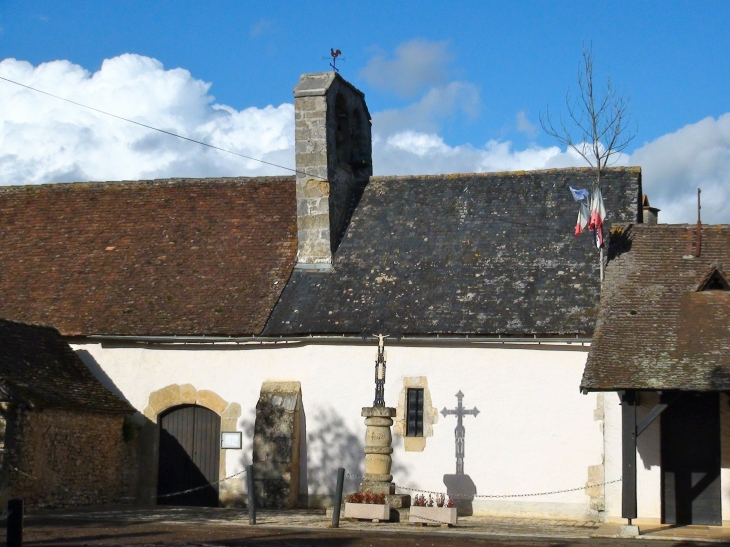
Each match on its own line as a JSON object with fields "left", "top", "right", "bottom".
{"left": 157, "top": 404, "right": 220, "bottom": 507}
{"left": 661, "top": 392, "right": 721, "bottom": 525}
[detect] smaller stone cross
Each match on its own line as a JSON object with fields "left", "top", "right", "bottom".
{"left": 441, "top": 391, "right": 479, "bottom": 475}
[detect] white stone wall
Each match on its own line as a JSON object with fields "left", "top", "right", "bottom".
{"left": 72, "top": 340, "right": 601, "bottom": 519}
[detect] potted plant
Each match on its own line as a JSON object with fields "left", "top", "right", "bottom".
{"left": 343, "top": 491, "right": 390, "bottom": 521}
{"left": 409, "top": 493, "right": 458, "bottom": 526}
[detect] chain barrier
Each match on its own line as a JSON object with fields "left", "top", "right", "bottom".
{"left": 8, "top": 462, "right": 247, "bottom": 502}
{"left": 9, "top": 464, "right": 35, "bottom": 480}
{"left": 156, "top": 468, "right": 247, "bottom": 499}
{"left": 346, "top": 471, "right": 622, "bottom": 500}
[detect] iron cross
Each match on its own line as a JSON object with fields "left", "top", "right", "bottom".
{"left": 441, "top": 390, "right": 479, "bottom": 475}
{"left": 373, "top": 334, "right": 389, "bottom": 407}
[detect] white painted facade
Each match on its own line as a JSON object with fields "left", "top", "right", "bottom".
{"left": 602, "top": 392, "right": 730, "bottom": 524}
{"left": 73, "top": 339, "right": 606, "bottom": 519}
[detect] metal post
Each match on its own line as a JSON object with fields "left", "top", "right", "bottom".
{"left": 331, "top": 467, "right": 345, "bottom": 528}
{"left": 7, "top": 498, "right": 23, "bottom": 547}
{"left": 600, "top": 247, "right": 604, "bottom": 282}
{"left": 246, "top": 464, "right": 256, "bottom": 525}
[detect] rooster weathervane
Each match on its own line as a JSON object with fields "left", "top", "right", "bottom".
{"left": 324, "top": 48, "right": 343, "bottom": 72}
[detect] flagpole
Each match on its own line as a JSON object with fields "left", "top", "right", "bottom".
{"left": 600, "top": 247, "right": 604, "bottom": 282}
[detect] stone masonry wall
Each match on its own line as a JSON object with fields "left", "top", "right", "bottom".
{"left": 293, "top": 72, "right": 371, "bottom": 265}
{"left": 4, "top": 406, "right": 138, "bottom": 508}
{"left": 252, "top": 381, "right": 302, "bottom": 509}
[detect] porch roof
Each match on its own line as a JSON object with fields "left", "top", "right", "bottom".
{"left": 581, "top": 224, "right": 730, "bottom": 392}
{"left": 0, "top": 319, "right": 134, "bottom": 412}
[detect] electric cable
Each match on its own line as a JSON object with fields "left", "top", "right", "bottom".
{"left": 0, "top": 75, "right": 326, "bottom": 181}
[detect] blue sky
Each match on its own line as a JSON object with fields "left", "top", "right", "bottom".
{"left": 2, "top": 1, "right": 730, "bottom": 222}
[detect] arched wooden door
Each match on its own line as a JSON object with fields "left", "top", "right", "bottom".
{"left": 157, "top": 404, "right": 221, "bottom": 507}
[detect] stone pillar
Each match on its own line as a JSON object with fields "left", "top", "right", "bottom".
{"left": 360, "top": 407, "right": 410, "bottom": 514}
{"left": 293, "top": 72, "right": 372, "bottom": 267}
{"left": 252, "top": 382, "right": 302, "bottom": 509}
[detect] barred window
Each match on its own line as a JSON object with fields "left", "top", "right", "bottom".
{"left": 406, "top": 388, "right": 424, "bottom": 437}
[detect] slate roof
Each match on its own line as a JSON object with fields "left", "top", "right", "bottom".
{"left": 581, "top": 224, "right": 730, "bottom": 391}
{"left": 0, "top": 177, "right": 297, "bottom": 336}
{"left": 0, "top": 319, "right": 133, "bottom": 412}
{"left": 264, "top": 167, "right": 642, "bottom": 336}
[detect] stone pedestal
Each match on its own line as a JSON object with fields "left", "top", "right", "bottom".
{"left": 360, "top": 406, "right": 410, "bottom": 514}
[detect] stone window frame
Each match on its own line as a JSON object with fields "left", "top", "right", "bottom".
{"left": 393, "top": 377, "right": 438, "bottom": 452}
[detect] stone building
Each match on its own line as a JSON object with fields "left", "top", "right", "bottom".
{"left": 582, "top": 224, "right": 730, "bottom": 527}
{"left": 0, "top": 71, "right": 648, "bottom": 519}
{"left": 0, "top": 319, "right": 136, "bottom": 508}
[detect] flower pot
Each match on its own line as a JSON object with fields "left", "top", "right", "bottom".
{"left": 344, "top": 502, "right": 391, "bottom": 521}
{"left": 409, "top": 505, "right": 458, "bottom": 526}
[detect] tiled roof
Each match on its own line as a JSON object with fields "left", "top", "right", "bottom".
{"left": 264, "top": 167, "right": 642, "bottom": 336}
{"left": 581, "top": 224, "right": 730, "bottom": 391}
{"left": 0, "top": 177, "right": 297, "bottom": 336}
{"left": 0, "top": 319, "right": 133, "bottom": 412}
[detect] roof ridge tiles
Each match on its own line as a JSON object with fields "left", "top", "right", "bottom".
{"left": 0, "top": 175, "right": 296, "bottom": 193}
{"left": 369, "top": 166, "right": 640, "bottom": 183}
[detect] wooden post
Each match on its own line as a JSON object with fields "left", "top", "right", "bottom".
{"left": 620, "top": 390, "right": 637, "bottom": 523}
{"left": 7, "top": 498, "right": 23, "bottom": 547}
{"left": 331, "top": 467, "right": 345, "bottom": 528}
{"left": 246, "top": 464, "right": 256, "bottom": 525}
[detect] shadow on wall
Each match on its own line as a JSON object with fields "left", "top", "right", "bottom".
{"left": 306, "top": 406, "right": 410, "bottom": 505}
{"left": 300, "top": 404, "right": 308, "bottom": 503}
{"left": 75, "top": 350, "right": 132, "bottom": 405}
{"left": 443, "top": 474, "right": 477, "bottom": 516}
{"left": 636, "top": 392, "right": 660, "bottom": 471}
{"left": 307, "top": 407, "right": 364, "bottom": 501}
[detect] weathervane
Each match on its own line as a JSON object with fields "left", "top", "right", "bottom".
{"left": 373, "top": 334, "right": 389, "bottom": 407}
{"left": 323, "top": 48, "right": 344, "bottom": 72}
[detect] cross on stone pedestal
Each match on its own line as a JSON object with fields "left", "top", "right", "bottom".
{"left": 373, "top": 334, "right": 388, "bottom": 407}
{"left": 441, "top": 390, "right": 479, "bottom": 475}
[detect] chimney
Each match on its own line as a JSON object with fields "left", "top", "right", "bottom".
{"left": 642, "top": 195, "right": 660, "bottom": 225}
{"left": 293, "top": 72, "right": 372, "bottom": 269}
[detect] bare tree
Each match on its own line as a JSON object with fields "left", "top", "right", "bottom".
{"left": 540, "top": 44, "right": 637, "bottom": 189}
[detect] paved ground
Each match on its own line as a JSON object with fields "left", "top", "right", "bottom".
{"left": 10, "top": 506, "right": 730, "bottom": 547}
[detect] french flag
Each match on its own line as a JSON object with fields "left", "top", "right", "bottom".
{"left": 587, "top": 187, "right": 606, "bottom": 248}
{"left": 570, "top": 186, "right": 590, "bottom": 237}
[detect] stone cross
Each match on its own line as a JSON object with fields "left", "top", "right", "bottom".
{"left": 441, "top": 391, "right": 479, "bottom": 475}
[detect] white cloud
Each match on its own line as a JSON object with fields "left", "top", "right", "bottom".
{"left": 516, "top": 110, "right": 537, "bottom": 138}
{"left": 0, "top": 55, "right": 295, "bottom": 185}
{"left": 373, "top": 131, "right": 574, "bottom": 176}
{"left": 250, "top": 18, "right": 273, "bottom": 38}
{"left": 630, "top": 114, "right": 730, "bottom": 224}
{"left": 3, "top": 54, "right": 730, "bottom": 227}
{"left": 361, "top": 39, "right": 452, "bottom": 98}
{"left": 373, "top": 81, "right": 480, "bottom": 137}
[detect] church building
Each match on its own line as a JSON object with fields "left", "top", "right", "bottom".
{"left": 0, "top": 71, "right": 644, "bottom": 520}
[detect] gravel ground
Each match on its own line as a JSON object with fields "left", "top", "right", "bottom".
{"left": 10, "top": 506, "right": 728, "bottom": 547}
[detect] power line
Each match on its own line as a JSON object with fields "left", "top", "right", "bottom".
{"left": 0, "top": 75, "right": 326, "bottom": 181}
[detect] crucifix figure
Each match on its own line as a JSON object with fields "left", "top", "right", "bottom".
{"left": 373, "top": 334, "right": 388, "bottom": 407}
{"left": 441, "top": 391, "right": 479, "bottom": 475}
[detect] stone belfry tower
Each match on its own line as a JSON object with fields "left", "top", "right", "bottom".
{"left": 293, "top": 72, "right": 372, "bottom": 268}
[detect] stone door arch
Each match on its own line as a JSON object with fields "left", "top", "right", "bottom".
{"left": 142, "top": 384, "right": 241, "bottom": 506}
{"left": 157, "top": 404, "right": 221, "bottom": 506}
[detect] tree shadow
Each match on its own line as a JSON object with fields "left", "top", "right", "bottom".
{"left": 306, "top": 407, "right": 364, "bottom": 500}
